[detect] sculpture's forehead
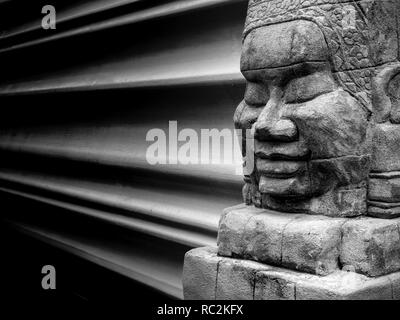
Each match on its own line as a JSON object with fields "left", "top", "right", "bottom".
{"left": 241, "top": 20, "right": 329, "bottom": 71}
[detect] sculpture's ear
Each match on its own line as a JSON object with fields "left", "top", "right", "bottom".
{"left": 372, "top": 63, "right": 400, "bottom": 123}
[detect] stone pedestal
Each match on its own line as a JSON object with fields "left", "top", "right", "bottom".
{"left": 218, "top": 204, "right": 400, "bottom": 277}
{"left": 183, "top": 205, "right": 400, "bottom": 300}
{"left": 183, "top": 247, "right": 400, "bottom": 300}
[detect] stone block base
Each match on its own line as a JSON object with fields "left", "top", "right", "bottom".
{"left": 183, "top": 247, "right": 400, "bottom": 300}
{"left": 218, "top": 204, "right": 400, "bottom": 277}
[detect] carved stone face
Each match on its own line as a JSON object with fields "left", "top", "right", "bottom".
{"left": 235, "top": 20, "right": 371, "bottom": 216}
{"left": 235, "top": 0, "right": 400, "bottom": 218}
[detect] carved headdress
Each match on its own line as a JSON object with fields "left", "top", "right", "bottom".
{"left": 244, "top": 0, "right": 400, "bottom": 117}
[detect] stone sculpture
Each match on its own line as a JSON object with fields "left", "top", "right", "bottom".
{"left": 183, "top": 0, "right": 400, "bottom": 300}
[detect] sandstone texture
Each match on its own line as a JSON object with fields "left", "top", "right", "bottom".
{"left": 183, "top": 247, "right": 399, "bottom": 300}
{"left": 371, "top": 125, "right": 400, "bottom": 172}
{"left": 218, "top": 205, "right": 400, "bottom": 277}
{"left": 182, "top": 247, "right": 220, "bottom": 300}
{"left": 341, "top": 218, "right": 400, "bottom": 277}
{"left": 369, "top": 172, "right": 400, "bottom": 218}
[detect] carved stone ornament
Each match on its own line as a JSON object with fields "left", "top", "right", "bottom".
{"left": 183, "top": 0, "right": 400, "bottom": 300}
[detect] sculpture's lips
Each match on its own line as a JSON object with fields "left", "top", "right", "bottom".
{"left": 255, "top": 151, "right": 309, "bottom": 161}
{"left": 256, "top": 158, "right": 306, "bottom": 178}
{"left": 254, "top": 141, "right": 310, "bottom": 160}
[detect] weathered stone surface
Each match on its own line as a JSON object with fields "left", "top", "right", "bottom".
{"left": 368, "top": 203, "right": 400, "bottom": 219}
{"left": 294, "top": 271, "right": 393, "bottom": 300}
{"left": 368, "top": 172, "right": 400, "bottom": 218}
{"left": 373, "top": 63, "right": 400, "bottom": 123}
{"left": 340, "top": 218, "right": 400, "bottom": 277}
{"left": 263, "top": 184, "right": 368, "bottom": 218}
{"left": 183, "top": 247, "right": 398, "bottom": 300}
{"left": 372, "top": 124, "right": 400, "bottom": 172}
{"left": 389, "top": 273, "right": 400, "bottom": 300}
{"left": 257, "top": 268, "right": 393, "bottom": 300}
{"left": 369, "top": 174, "right": 400, "bottom": 203}
{"left": 218, "top": 205, "right": 346, "bottom": 275}
{"left": 216, "top": 258, "right": 270, "bottom": 300}
{"left": 254, "top": 271, "right": 296, "bottom": 300}
{"left": 218, "top": 204, "right": 298, "bottom": 266}
{"left": 217, "top": 204, "right": 264, "bottom": 258}
{"left": 182, "top": 247, "right": 221, "bottom": 300}
{"left": 282, "top": 215, "right": 344, "bottom": 275}
{"left": 241, "top": 20, "right": 329, "bottom": 71}
{"left": 218, "top": 205, "right": 400, "bottom": 277}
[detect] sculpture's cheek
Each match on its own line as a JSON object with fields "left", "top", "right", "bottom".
{"left": 309, "top": 155, "right": 371, "bottom": 190}
{"left": 285, "top": 91, "right": 371, "bottom": 160}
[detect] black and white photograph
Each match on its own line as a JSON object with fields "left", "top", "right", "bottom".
{"left": 0, "top": 0, "right": 399, "bottom": 315}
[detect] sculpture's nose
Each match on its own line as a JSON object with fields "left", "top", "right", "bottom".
{"left": 254, "top": 118, "right": 298, "bottom": 142}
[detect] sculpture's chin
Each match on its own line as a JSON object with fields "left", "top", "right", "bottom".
{"left": 261, "top": 194, "right": 313, "bottom": 213}
{"left": 258, "top": 174, "right": 311, "bottom": 198}
{"left": 259, "top": 186, "right": 367, "bottom": 217}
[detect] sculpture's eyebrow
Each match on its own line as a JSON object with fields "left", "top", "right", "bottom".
{"left": 241, "top": 61, "right": 330, "bottom": 82}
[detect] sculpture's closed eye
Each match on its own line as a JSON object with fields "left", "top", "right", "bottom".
{"left": 283, "top": 71, "right": 337, "bottom": 104}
